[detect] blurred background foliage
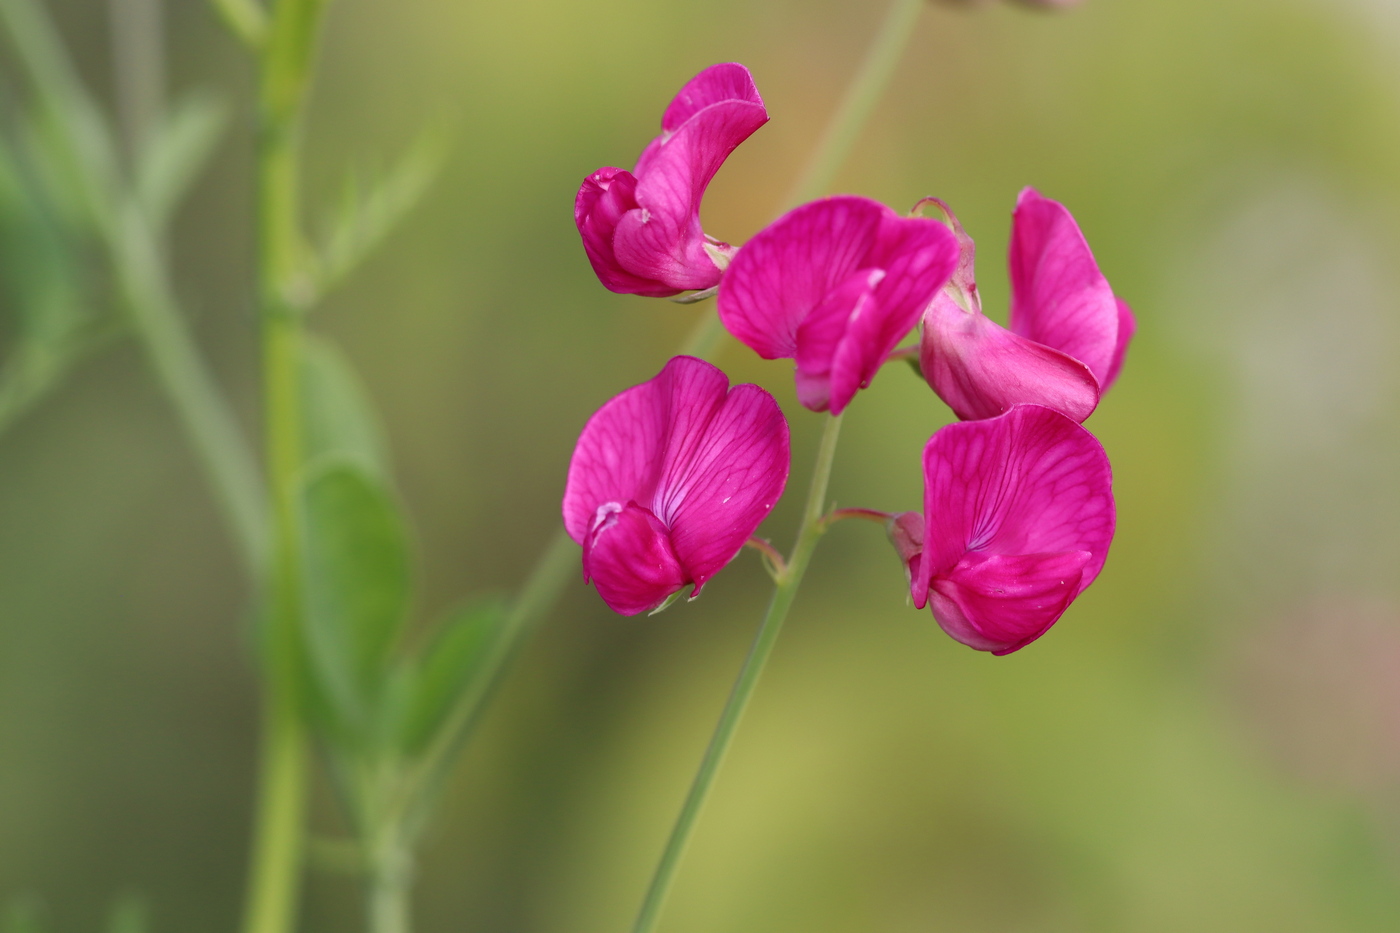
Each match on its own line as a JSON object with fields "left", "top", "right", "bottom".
{"left": 3, "top": 0, "right": 1400, "bottom": 930}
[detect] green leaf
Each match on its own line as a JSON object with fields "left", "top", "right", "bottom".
{"left": 300, "top": 333, "right": 389, "bottom": 480}
{"left": 314, "top": 121, "right": 451, "bottom": 298}
{"left": 396, "top": 597, "right": 509, "bottom": 756}
{"left": 135, "top": 91, "right": 227, "bottom": 229}
{"left": 300, "top": 462, "right": 411, "bottom": 742}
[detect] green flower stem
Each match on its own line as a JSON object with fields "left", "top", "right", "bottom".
{"left": 241, "top": 2, "right": 331, "bottom": 933}
{"left": 631, "top": 412, "right": 845, "bottom": 933}
{"left": 435, "top": 0, "right": 927, "bottom": 773}
{"left": 785, "top": 0, "right": 926, "bottom": 208}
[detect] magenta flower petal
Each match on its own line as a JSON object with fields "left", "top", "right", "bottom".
{"left": 1009, "top": 188, "right": 1124, "bottom": 388}
{"left": 575, "top": 63, "right": 768, "bottom": 297}
{"left": 918, "top": 190, "right": 1133, "bottom": 422}
{"left": 910, "top": 404, "right": 1115, "bottom": 654}
{"left": 718, "top": 196, "right": 959, "bottom": 414}
{"left": 921, "top": 291, "right": 1100, "bottom": 422}
{"left": 562, "top": 356, "right": 790, "bottom": 615}
{"left": 928, "top": 551, "right": 1092, "bottom": 655}
{"left": 583, "top": 503, "right": 689, "bottom": 616}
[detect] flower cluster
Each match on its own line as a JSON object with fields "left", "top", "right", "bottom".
{"left": 566, "top": 63, "right": 1132, "bottom": 654}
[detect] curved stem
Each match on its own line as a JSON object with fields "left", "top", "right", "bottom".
{"left": 631, "top": 413, "right": 844, "bottom": 933}
{"left": 408, "top": 0, "right": 929, "bottom": 857}
{"left": 785, "top": 0, "right": 925, "bottom": 208}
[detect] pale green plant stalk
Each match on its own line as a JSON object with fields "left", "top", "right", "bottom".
{"left": 630, "top": 413, "right": 845, "bottom": 933}
{"left": 427, "top": 0, "right": 929, "bottom": 798}
{"left": 241, "top": 3, "right": 332, "bottom": 933}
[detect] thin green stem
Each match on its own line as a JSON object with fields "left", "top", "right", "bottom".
{"left": 432, "top": 0, "right": 925, "bottom": 781}
{"left": 631, "top": 413, "right": 844, "bottom": 933}
{"left": 366, "top": 829, "right": 413, "bottom": 933}
{"left": 785, "top": 0, "right": 925, "bottom": 208}
{"left": 241, "top": 2, "right": 330, "bottom": 933}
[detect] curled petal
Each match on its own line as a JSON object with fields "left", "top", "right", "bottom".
{"left": 576, "top": 169, "right": 677, "bottom": 297}
{"left": 928, "top": 551, "right": 1091, "bottom": 654}
{"left": 915, "top": 404, "right": 1115, "bottom": 653}
{"left": 920, "top": 292, "right": 1100, "bottom": 422}
{"left": 719, "top": 197, "right": 958, "bottom": 412}
{"left": 583, "top": 502, "right": 688, "bottom": 615}
{"left": 579, "top": 64, "right": 767, "bottom": 295}
{"left": 719, "top": 197, "right": 887, "bottom": 358}
{"left": 1009, "top": 188, "right": 1125, "bottom": 387}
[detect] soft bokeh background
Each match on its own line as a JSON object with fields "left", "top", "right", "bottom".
{"left": 5, "top": 0, "right": 1400, "bottom": 929}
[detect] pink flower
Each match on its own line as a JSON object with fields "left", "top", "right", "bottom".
{"left": 575, "top": 63, "right": 769, "bottom": 297}
{"left": 920, "top": 189, "right": 1135, "bottom": 422}
{"left": 717, "top": 196, "right": 960, "bottom": 415}
{"left": 562, "top": 356, "right": 790, "bottom": 615}
{"left": 889, "top": 404, "right": 1115, "bottom": 655}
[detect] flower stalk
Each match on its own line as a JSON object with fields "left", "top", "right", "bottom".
{"left": 242, "top": 2, "right": 331, "bottom": 933}
{"left": 630, "top": 412, "right": 844, "bottom": 933}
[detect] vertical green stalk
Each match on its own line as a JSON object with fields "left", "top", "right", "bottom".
{"left": 785, "top": 0, "right": 925, "bottom": 208}
{"left": 435, "top": 0, "right": 926, "bottom": 767}
{"left": 630, "top": 413, "right": 844, "bottom": 933}
{"left": 241, "top": 3, "right": 329, "bottom": 933}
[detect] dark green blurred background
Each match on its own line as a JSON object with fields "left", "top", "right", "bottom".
{"left": 5, "top": 0, "right": 1400, "bottom": 929}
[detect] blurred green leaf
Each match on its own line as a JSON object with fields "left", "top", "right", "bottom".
{"left": 1, "top": 898, "right": 45, "bottom": 933}
{"left": 314, "top": 121, "right": 450, "bottom": 299}
{"left": 135, "top": 91, "right": 227, "bottom": 229}
{"left": 300, "top": 461, "right": 411, "bottom": 743}
{"left": 300, "top": 333, "right": 389, "bottom": 480}
{"left": 104, "top": 894, "right": 148, "bottom": 933}
{"left": 397, "top": 597, "right": 509, "bottom": 756}
{"left": 207, "top": 0, "right": 267, "bottom": 49}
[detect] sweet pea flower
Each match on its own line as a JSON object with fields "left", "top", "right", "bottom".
{"left": 575, "top": 63, "right": 769, "bottom": 297}
{"left": 562, "top": 356, "right": 790, "bottom": 615}
{"left": 920, "top": 189, "right": 1135, "bottom": 423}
{"left": 888, "top": 404, "right": 1115, "bottom": 655}
{"left": 717, "top": 196, "right": 960, "bottom": 414}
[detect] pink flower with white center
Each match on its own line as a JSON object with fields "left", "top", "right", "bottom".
{"left": 575, "top": 63, "right": 769, "bottom": 298}
{"left": 920, "top": 189, "right": 1136, "bottom": 423}
{"left": 888, "top": 404, "right": 1115, "bottom": 655}
{"left": 717, "top": 196, "right": 960, "bottom": 415}
{"left": 562, "top": 356, "right": 790, "bottom": 615}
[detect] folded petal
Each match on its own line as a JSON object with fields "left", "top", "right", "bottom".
{"left": 576, "top": 168, "right": 680, "bottom": 297}
{"left": 915, "top": 404, "right": 1114, "bottom": 613}
{"left": 920, "top": 292, "right": 1100, "bottom": 422}
{"left": 656, "top": 62, "right": 765, "bottom": 133}
{"left": 575, "top": 64, "right": 768, "bottom": 296}
{"left": 719, "top": 196, "right": 888, "bottom": 358}
{"left": 619, "top": 67, "right": 768, "bottom": 291}
{"left": 826, "top": 216, "right": 960, "bottom": 413}
{"left": 885, "top": 511, "right": 925, "bottom": 603}
{"left": 1008, "top": 188, "right": 1122, "bottom": 387}
{"left": 792, "top": 268, "right": 883, "bottom": 412}
{"left": 928, "top": 551, "right": 1091, "bottom": 655}
{"left": 582, "top": 502, "right": 688, "bottom": 616}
